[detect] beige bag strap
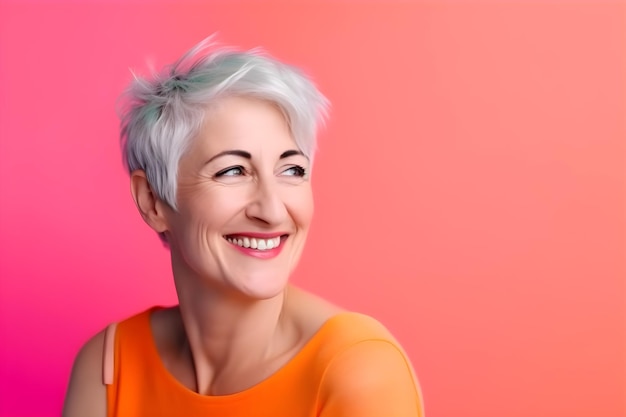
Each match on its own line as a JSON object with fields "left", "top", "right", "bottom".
{"left": 102, "top": 323, "right": 118, "bottom": 385}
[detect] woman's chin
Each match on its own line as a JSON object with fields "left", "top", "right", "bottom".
{"left": 227, "top": 273, "right": 290, "bottom": 301}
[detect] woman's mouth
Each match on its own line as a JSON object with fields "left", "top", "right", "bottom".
{"left": 224, "top": 235, "right": 286, "bottom": 251}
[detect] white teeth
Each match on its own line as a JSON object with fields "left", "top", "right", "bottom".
{"left": 227, "top": 236, "right": 282, "bottom": 251}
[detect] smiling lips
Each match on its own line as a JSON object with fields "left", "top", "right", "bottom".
{"left": 225, "top": 234, "right": 287, "bottom": 259}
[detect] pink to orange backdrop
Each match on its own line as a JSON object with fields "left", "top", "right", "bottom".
{"left": 0, "top": 1, "right": 624, "bottom": 416}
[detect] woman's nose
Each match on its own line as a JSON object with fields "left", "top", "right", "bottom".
{"left": 245, "top": 179, "right": 288, "bottom": 226}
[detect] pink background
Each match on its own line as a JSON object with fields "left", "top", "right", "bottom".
{"left": 0, "top": 1, "right": 624, "bottom": 416}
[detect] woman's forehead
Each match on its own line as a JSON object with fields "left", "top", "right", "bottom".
{"left": 193, "top": 97, "right": 297, "bottom": 152}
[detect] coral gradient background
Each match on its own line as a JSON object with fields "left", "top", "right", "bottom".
{"left": 0, "top": 1, "right": 624, "bottom": 416}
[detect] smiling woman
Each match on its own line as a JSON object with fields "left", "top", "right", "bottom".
{"left": 62, "top": 37, "right": 424, "bottom": 417}
{"left": 162, "top": 96, "right": 315, "bottom": 300}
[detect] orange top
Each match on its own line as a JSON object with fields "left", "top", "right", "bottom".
{"left": 106, "top": 307, "right": 424, "bottom": 416}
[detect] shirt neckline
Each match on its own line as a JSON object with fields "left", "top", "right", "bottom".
{"left": 142, "top": 306, "right": 355, "bottom": 402}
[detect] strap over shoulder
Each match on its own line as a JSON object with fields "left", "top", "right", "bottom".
{"left": 102, "top": 323, "right": 118, "bottom": 385}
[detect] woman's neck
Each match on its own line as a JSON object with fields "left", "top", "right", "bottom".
{"left": 171, "top": 265, "right": 295, "bottom": 395}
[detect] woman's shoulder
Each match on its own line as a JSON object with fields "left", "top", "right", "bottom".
{"left": 63, "top": 306, "right": 164, "bottom": 417}
{"left": 286, "top": 286, "right": 399, "bottom": 354}
{"left": 321, "top": 312, "right": 395, "bottom": 344}
{"left": 68, "top": 307, "right": 159, "bottom": 376}
{"left": 115, "top": 306, "right": 161, "bottom": 328}
{"left": 288, "top": 289, "right": 423, "bottom": 415}
{"left": 315, "top": 323, "right": 424, "bottom": 417}
{"left": 63, "top": 329, "right": 108, "bottom": 417}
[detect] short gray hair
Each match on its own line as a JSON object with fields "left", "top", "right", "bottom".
{"left": 118, "top": 36, "right": 329, "bottom": 210}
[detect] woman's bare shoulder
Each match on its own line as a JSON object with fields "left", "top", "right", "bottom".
{"left": 62, "top": 329, "right": 107, "bottom": 417}
{"left": 285, "top": 286, "right": 345, "bottom": 337}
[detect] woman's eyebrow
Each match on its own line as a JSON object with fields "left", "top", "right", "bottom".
{"left": 280, "top": 149, "right": 306, "bottom": 159}
{"left": 205, "top": 149, "right": 305, "bottom": 165}
{"left": 205, "top": 150, "right": 251, "bottom": 164}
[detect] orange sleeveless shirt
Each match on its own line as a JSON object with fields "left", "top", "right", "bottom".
{"left": 106, "top": 307, "right": 424, "bottom": 416}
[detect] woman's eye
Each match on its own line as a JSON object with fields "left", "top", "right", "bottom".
{"left": 282, "top": 165, "right": 307, "bottom": 177}
{"left": 215, "top": 166, "right": 245, "bottom": 177}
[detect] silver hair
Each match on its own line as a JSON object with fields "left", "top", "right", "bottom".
{"left": 118, "top": 37, "right": 329, "bottom": 214}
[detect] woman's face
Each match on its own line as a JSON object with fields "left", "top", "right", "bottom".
{"left": 163, "top": 96, "right": 313, "bottom": 299}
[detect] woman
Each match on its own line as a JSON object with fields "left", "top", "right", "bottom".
{"left": 63, "top": 37, "right": 424, "bottom": 417}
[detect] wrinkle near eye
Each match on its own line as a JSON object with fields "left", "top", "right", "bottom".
{"left": 176, "top": 173, "right": 219, "bottom": 201}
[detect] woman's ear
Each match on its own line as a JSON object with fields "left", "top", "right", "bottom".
{"left": 130, "top": 170, "right": 169, "bottom": 234}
